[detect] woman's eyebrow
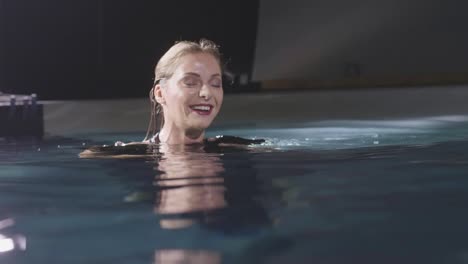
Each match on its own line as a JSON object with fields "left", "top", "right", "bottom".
{"left": 183, "top": 72, "right": 201, "bottom": 77}
{"left": 183, "top": 72, "right": 221, "bottom": 78}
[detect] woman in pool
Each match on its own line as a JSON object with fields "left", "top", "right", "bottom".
{"left": 144, "top": 38, "right": 264, "bottom": 146}
{"left": 80, "top": 39, "right": 262, "bottom": 158}
{"left": 144, "top": 38, "right": 227, "bottom": 145}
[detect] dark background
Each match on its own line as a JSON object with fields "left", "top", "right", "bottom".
{"left": 0, "top": 0, "right": 259, "bottom": 99}
{"left": 253, "top": 0, "right": 468, "bottom": 85}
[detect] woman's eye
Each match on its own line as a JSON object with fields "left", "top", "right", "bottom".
{"left": 183, "top": 77, "right": 199, "bottom": 87}
{"left": 211, "top": 79, "right": 222, "bottom": 88}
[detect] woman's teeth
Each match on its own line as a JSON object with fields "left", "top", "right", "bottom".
{"left": 191, "top": 106, "right": 211, "bottom": 111}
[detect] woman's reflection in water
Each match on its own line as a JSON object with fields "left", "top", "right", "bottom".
{"left": 83, "top": 143, "right": 272, "bottom": 263}
{"left": 154, "top": 249, "right": 221, "bottom": 264}
{"left": 149, "top": 144, "right": 271, "bottom": 263}
{"left": 151, "top": 143, "right": 270, "bottom": 233}
{"left": 154, "top": 144, "right": 226, "bottom": 229}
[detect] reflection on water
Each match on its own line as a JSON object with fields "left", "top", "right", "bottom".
{"left": 116, "top": 143, "right": 273, "bottom": 262}
{"left": 0, "top": 218, "right": 26, "bottom": 255}
{"left": 154, "top": 249, "right": 221, "bottom": 264}
{"left": 4, "top": 131, "right": 468, "bottom": 263}
{"left": 154, "top": 145, "right": 226, "bottom": 220}
{"left": 144, "top": 144, "right": 271, "bottom": 234}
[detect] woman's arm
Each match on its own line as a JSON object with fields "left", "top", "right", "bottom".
{"left": 79, "top": 141, "right": 151, "bottom": 159}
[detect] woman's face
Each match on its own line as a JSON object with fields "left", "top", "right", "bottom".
{"left": 157, "top": 52, "right": 223, "bottom": 132}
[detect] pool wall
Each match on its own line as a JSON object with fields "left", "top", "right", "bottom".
{"left": 43, "top": 85, "right": 468, "bottom": 137}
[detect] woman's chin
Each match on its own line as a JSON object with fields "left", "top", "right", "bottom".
{"left": 187, "top": 118, "right": 214, "bottom": 130}
{"left": 186, "top": 122, "right": 211, "bottom": 132}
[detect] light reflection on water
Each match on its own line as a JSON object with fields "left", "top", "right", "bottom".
{"left": 209, "top": 115, "right": 468, "bottom": 150}
{"left": 154, "top": 249, "right": 221, "bottom": 264}
{"left": 0, "top": 218, "right": 26, "bottom": 255}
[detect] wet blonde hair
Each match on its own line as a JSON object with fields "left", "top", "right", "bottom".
{"left": 144, "top": 39, "right": 223, "bottom": 142}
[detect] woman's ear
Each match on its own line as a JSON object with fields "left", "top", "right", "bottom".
{"left": 154, "top": 84, "right": 165, "bottom": 105}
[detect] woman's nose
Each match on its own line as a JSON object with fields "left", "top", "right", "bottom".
{"left": 199, "top": 84, "right": 212, "bottom": 100}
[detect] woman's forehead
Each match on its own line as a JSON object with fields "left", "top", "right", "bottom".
{"left": 174, "top": 53, "right": 221, "bottom": 75}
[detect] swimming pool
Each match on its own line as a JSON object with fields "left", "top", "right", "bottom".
{"left": 1, "top": 115, "right": 468, "bottom": 263}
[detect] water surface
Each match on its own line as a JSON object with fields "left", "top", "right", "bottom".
{"left": 1, "top": 116, "right": 468, "bottom": 263}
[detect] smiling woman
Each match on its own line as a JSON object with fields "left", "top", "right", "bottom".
{"left": 80, "top": 39, "right": 263, "bottom": 158}
{"left": 146, "top": 39, "right": 225, "bottom": 144}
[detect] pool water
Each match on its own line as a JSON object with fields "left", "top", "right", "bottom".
{"left": 1, "top": 116, "right": 468, "bottom": 263}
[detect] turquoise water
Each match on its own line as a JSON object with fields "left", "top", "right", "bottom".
{"left": 1, "top": 116, "right": 468, "bottom": 263}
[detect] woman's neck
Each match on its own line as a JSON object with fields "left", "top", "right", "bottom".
{"left": 158, "top": 124, "right": 205, "bottom": 144}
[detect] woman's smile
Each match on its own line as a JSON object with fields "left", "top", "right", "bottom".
{"left": 189, "top": 104, "right": 214, "bottom": 116}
